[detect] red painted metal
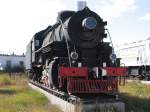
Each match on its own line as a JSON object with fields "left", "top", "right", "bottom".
{"left": 67, "top": 78, "right": 118, "bottom": 93}
{"left": 102, "top": 67, "right": 127, "bottom": 76}
{"left": 59, "top": 67, "right": 88, "bottom": 77}
{"left": 59, "top": 66, "right": 127, "bottom": 93}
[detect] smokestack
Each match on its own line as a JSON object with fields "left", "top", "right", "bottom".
{"left": 77, "top": 1, "right": 87, "bottom": 11}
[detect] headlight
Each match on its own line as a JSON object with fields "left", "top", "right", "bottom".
{"left": 82, "top": 17, "right": 97, "bottom": 30}
{"left": 110, "top": 53, "right": 117, "bottom": 62}
{"left": 70, "top": 52, "right": 78, "bottom": 60}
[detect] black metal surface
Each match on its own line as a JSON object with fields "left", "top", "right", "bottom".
{"left": 26, "top": 7, "right": 114, "bottom": 67}
{"left": 57, "top": 11, "right": 75, "bottom": 22}
{"left": 42, "top": 7, "right": 106, "bottom": 49}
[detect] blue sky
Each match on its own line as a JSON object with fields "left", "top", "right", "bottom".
{"left": 0, "top": 0, "right": 150, "bottom": 54}
{"left": 109, "top": 0, "right": 150, "bottom": 44}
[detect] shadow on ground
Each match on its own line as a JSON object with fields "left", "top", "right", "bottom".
{"left": 120, "top": 93, "right": 150, "bottom": 112}
{"left": 0, "top": 89, "right": 17, "bottom": 95}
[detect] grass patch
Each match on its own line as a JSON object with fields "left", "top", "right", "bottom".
{"left": 0, "top": 74, "right": 12, "bottom": 85}
{"left": 119, "top": 82, "right": 150, "bottom": 112}
{"left": 1, "top": 73, "right": 150, "bottom": 112}
{"left": 0, "top": 73, "right": 62, "bottom": 112}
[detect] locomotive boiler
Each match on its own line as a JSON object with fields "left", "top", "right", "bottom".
{"left": 26, "top": 7, "right": 127, "bottom": 94}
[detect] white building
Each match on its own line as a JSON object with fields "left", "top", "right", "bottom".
{"left": 0, "top": 53, "right": 25, "bottom": 71}
{"left": 115, "top": 38, "right": 150, "bottom": 67}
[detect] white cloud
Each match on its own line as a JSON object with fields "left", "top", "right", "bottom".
{"left": 140, "top": 13, "right": 150, "bottom": 20}
{"left": 0, "top": 0, "right": 137, "bottom": 54}
{"left": 93, "top": 0, "right": 136, "bottom": 21}
{"left": 0, "top": 0, "right": 67, "bottom": 54}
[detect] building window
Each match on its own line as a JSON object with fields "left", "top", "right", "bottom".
{"left": 140, "top": 57, "right": 142, "bottom": 61}
{"left": 19, "top": 61, "right": 24, "bottom": 66}
{"left": 137, "top": 57, "right": 139, "bottom": 61}
{"left": 6, "top": 60, "right": 11, "bottom": 68}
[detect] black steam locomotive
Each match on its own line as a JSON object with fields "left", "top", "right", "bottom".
{"left": 26, "top": 7, "right": 127, "bottom": 94}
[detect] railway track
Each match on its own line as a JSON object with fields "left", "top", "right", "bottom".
{"left": 29, "top": 80, "right": 125, "bottom": 112}
{"left": 29, "top": 80, "right": 81, "bottom": 104}
{"left": 29, "top": 80, "right": 120, "bottom": 102}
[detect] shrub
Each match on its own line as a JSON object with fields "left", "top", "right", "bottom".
{"left": 4, "top": 65, "right": 25, "bottom": 73}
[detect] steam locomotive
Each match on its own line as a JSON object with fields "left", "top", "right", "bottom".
{"left": 26, "top": 7, "right": 127, "bottom": 94}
